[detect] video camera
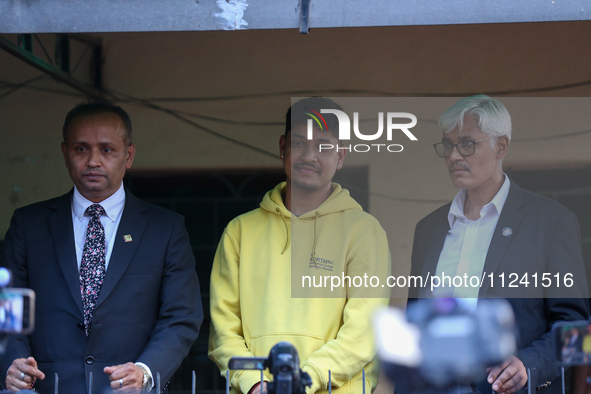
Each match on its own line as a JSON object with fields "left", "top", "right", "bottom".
{"left": 0, "top": 267, "right": 36, "bottom": 394}
{"left": 229, "top": 342, "right": 312, "bottom": 394}
{"left": 0, "top": 268, "right": 35, "bottom": 338}
{"left": 374, "top": 298, "right": 517, "bottom": 394}
{"left": 553, "top": 320, "right": 591, "bottom": 366}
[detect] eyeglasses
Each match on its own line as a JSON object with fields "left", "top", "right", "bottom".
{"left": 433, "top": 138, "right": 496, "bottom": 158}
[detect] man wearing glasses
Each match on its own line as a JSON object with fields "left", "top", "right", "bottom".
{"left": 409, "top": 95, "right": 589, "bottom": 394}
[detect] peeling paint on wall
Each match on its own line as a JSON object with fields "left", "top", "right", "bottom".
{"left": 215, "top": 0, "right": 248, "bottom": 30}
{"left": 1, "top": 155, "right": 42, "bottom": 165}
{"left": 10, "top": 186, "right": 22, "bottom": 206}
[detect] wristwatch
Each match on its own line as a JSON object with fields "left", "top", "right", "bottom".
{"left": 136, "top": 364, "right": 152, "bottom": 392}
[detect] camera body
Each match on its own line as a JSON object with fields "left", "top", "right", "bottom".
{"left": 0, "top": 268, "right": 35, "bottom": 337}
{"left": 553, "top": 320, "right": 591, "bottom": 366}
{"left": 0, "top": 288, "right": 35, "bottom": 335}
{"left": 375, "top": 298, "right": 517, "bottom": 393}
{"left": 229, "top": 342, "right": 312, "bottom": 394}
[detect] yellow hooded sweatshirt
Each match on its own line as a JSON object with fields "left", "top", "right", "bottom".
{"left": 209, "top": 182, "right": 391, "bottom": 394}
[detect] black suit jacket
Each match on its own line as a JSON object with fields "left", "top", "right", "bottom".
{"left": 410, "top": 180, "right": 589, "bottom": 394}
{"left": 1, "top": 189, "right": 204, "bottom": 394}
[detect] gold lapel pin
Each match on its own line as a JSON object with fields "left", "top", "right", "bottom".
{"left": 123, "top": 234, "right": 133, "bottom": 243}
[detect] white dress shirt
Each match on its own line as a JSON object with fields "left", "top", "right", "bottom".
{"left": 72, "top": 183, "right": 126, "bottom": 270}
{"left": 434, "top": 174, "right": 510, "bottom": 308}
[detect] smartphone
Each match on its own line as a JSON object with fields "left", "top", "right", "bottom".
{"left": 0, "top": 288, "right": 35, "bottom": 335}
{"left": 553, "top": 320, "right": 591, "bottom": 365}
{"left": 228, "top": 357, "right": 267, "bottom": 370}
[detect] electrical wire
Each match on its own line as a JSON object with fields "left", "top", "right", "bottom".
{"left": 143, "top": 78, "right": 591, "bottom": 102}
{"left": 0, "top": 76, "right": 45, "bottom": 101}
{"left": 338, "top": 180, "right": 450, "bottom": 204}
{"left": 0, "top": 80, "right": 440, "bottom": 127}
{"left": 33, "top": 34, "right": 54, "bottom": 66}
{"left": 71, "top": 45, "right": 91, "bottom": 75}
{"left": 176, "top": 110, "right": 438, "bottom": 127}
{"left": 21, "top": 85, "right": 85, "bottom": 98}
{"left": 0, "top": 79, "right": 85, "bottom": 99}
{"left": 104, "top": 90, "right": 452, "bottom": 204}
{"left": 105, "top": 88, "right": 280, "bottom": 159}
{"left": 0, "top": 75, "right": 589, "bottom": 205}
{"left": 1, "top": 78, "right": 588, "bottom": 143}
{"left": 512, "top": 128, "right": 591, "bottom": 142}
{"left": 92, "top": 93, "right": 591, "bottom": 143}
{"left": 176, "top": 110, "right": 283, "bottom": 127}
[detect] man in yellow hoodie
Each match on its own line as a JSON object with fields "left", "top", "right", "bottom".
{"left": 208, "top": 98, "right": 391, "bottom": 394}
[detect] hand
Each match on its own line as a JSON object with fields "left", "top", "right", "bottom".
{"left": 250, "top": 381, "right": 268, "bottom": 394}
{"left": 104, "top": 362, "right": 144, "bottom": 393}
{"left": 5, "top": 357, "right": 45, "bottom": 392}
{"left": 487, "top": 355, "right": 528, "bottom": 394}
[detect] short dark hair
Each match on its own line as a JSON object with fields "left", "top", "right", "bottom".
{"left": 62, "top": 101, "right": 133, "bottom": 145}
{"left": 285, "top": 97, "right": 343, "bottom": 138}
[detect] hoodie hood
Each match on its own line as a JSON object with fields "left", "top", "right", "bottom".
{"left": 260, "top": 182, "right": 362, "bottom": 219}
{"left": 259, "top": 182, "right": 363, "bottom": 256}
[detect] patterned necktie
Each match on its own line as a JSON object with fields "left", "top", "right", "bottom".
{"left": 79, "top": 204, "right": 106, "bottom": 336}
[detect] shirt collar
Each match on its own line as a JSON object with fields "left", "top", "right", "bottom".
{"left": 72, "top": 183, "right": 126, "bottom": 222}
{"left": 447, "top": 174, "right": 510, "bottom": 228}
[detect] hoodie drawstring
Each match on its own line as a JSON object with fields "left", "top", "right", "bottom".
{"left": 276, "top": 208, "right": 290, "bottom": 255}
{"left": 310, "top": 212, "right": 319, "bottom": 267}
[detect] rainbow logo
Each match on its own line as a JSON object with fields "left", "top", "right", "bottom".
{"left": 304, "top": 107, "right": 328, "bottom": 131}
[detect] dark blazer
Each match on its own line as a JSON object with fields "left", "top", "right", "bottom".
{"left": 1, "top": 189, "right": 204, "bottom": 394}
{"left": 410, "top": 180, "right": 589, "bottom": 394}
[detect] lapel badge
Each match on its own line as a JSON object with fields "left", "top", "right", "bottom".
{"left": 502, "top": 227, "right": 512, "bottom": 237}
{"left": 123, "top": 234, "right": 133, "bottom": 243}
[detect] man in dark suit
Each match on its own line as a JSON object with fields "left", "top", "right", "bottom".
{"left": 409, "top": 95, "right": 589, "bottom": 394}
{"left": 1, "top": 102, "right": 203, "bottom": 393}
